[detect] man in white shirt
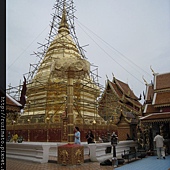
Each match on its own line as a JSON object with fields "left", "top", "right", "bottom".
{"left": 153, "top": 132, "right": 165, "bottom": 159}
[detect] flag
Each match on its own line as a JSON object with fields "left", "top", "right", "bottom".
{"left": 19, "top": 76, "right": 27, "bottom": 108}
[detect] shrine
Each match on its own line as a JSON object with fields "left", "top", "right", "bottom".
{"left": 139, "top": 71, "right": 170, "bottom": 154}
{"left": 98, "top": 76, "right": 142, "bottom": 141}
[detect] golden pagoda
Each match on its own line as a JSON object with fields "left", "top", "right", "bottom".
{"left": 6, "top": 1, "right": 116, "bottom": 142}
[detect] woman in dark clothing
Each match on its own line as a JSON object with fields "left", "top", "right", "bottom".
{"left": 86, "top": 130, "right": 94, "bottom": 144}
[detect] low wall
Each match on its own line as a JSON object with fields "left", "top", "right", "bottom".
{"left": 6, "top": 142, "right": 57, "bottom": 163}
{"left": 6, "top": 140, "right": 137, "bottom": 163}
{"left": 88, "top": 140, "right": 137, "bottom": 162}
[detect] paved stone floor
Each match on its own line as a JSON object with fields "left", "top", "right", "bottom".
{"left": 6, "top": 155, "right": 170, "bottom": 170}
{"left": 6, "top": 158, "right": 113, "bottom": 170}
{"left": 115, "top": 155, "right": 170, "bottom": 170}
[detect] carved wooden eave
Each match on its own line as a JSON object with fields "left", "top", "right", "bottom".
{"left": 121, "top": 111, "right": 138, "bottom": 124}
{"left": 6, "top": 105, "right": 20, "bottom": 112}
{"left": 154, "top": 103, "right": 170, "bottom": 108}
{"left": 140, "top": 112, "right": 170, "bottom": 123}
{"left": 112, "top": 115, "right": 121, "bottom": 125}
{"left": 119, "top": 100, "right": 141, "bottom": 115}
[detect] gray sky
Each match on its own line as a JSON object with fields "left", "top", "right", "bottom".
{"left": 6, "top": 0, "right": 170, "bottom": 103}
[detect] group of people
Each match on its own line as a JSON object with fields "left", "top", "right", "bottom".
{"left": 7, "top": 132, "right": 23, "bottom": 143}
{"left": 74, "top": 127, "right": 94, "bottom": 144}
{"left": 9, "top": 127, "right": 166, "bottom": 160}
{"left": 75, "top": 127, "right": 166, "bottom": 160}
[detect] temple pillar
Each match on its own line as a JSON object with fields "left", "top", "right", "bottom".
{"left": 58, "top": 73, "right": 84, "bottom": 165}
{"left": 67, "top": 73, "right": 74, "bottom": 143}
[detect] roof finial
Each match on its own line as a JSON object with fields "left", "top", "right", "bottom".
{"left": 142, "top": 76, "right": 148, "bottom": 85}
{"left": 150, "top": 65, "right": 155, "bottom": 76}
{"left": 112, "top": 73, "right": 116, "bottom": 82}
{"left": 58, "top": 1, "right": 70, "bottom": 34}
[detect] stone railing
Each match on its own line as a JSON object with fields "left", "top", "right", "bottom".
{"left": 88, "top": 140, "right": 138, "bottom": 162}
{"left": 6, "top": 140, "right": 137, "bottom": 163}
{"left": 6, "top": 142, "right": 57, "bottom": 163}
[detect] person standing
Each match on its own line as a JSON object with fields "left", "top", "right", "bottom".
{"left": 86, "top": 130, "right": 94, "bottom": 144}
{"left": 74, "top": 127, "right": 81, "bottom": 144}
{"left": 153, "top": 132, "right": 165, "bottom": 159}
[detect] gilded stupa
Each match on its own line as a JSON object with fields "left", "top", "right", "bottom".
{"left": 6, "top": 2, "right": 116, "bottom": 142}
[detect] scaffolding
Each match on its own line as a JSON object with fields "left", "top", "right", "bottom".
{"left": 7, "top": 0, "right": 105, "bottom": 127}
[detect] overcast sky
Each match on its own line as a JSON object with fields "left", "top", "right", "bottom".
{"left": 6, "top": 0, "right": 170, "bottom": 103}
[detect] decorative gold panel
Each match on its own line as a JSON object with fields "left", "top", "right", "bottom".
{"left": 58, "top": 144, "right": 84, "bottom": 165}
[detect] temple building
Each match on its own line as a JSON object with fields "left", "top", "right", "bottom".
{"left": 5, "top": 90, "right": 22, "bottom": 135}
{"left": 98, "top": 76, "right": 142, "bottom": 141}
{"left": 6, "top": 92, "right": 22, "bottom": 122}
{"left": 140, "top": 71, "right": 170, "bottom": 154}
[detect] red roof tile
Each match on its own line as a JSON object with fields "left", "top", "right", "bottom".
{"left": 155, "top": 73, "right": 170, "bottom": 90}
{"left": 116, "top": 79, "right": 138, "bottom": 100}
{"left": 6, "top": 93, "right": 22, "bottom": 112}
{"left": 146, "top": 85, "right": 154, "bottom": 102}
{"left": 153, "top": 92, "right": 170, "bottom": 106}
{"left": 143, "top": 104, "right": 159, "bottom": 114}
{"left": 109, "top": 79, "right": 142, "bottom": 108}
{"left": 140, "top": 112, "right": 170, "bottom": 122}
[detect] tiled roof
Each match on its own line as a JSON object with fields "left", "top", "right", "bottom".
{"left": 140, "top": 112, "right": 170, "bottom": 122}
{"left": 6, "top": 93, "right": 22, "bottom": 112}
{"left": 155, "top": 72, "right": 170, "bottom": 90}
{"left": 145, "top": 84, "right": 154, "bottom": 102}
{"left": 153, "top": 91, "right": 170, "bottom": 106}
{"left": 6, "top": 93, "right": 22, "bottom": 107}
{"left": 143, "top": 104, "right": 159, "bottom": 114}
{"left": 109, "top": 79, "right": 142, "bottom": 108}
{"left": 116, "top": 79, "right": 138, "bottom": 100}
{"left": 109, "top": 81, "right": 122, "bottom": 98}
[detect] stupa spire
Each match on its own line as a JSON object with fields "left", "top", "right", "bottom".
{"left": 58, "top": 2, "right": 70, "bottom": 34}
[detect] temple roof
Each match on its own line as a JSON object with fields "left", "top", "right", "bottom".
{"left": 145, "top": 84, "right": 154, "bottom": 103}
{"left": 143, "top": 104, "right": 159, "bottom": 114}
{"left": 153, "top": 91, "right": 170, "bottom": 107}
{"left": 6, "top": 93, "right": 22, "bottom": 107}
{"left": 6, "top": 93, "right": 22, "bottom": 112}
{"left": 142, "top": 71, "right": 170, "bottom": 120}
{"left": 98, "top": 76, "right": 142, "bottom": 124}
{"left": 109, "top": 78, "right": 142, "bottom": 108}
{"left": 144, "top": 72, "right": 170, "bottom": 108}
{"left": 154, "top": 73, "right": 170, "bottom": 90}
{"left": 140, "top": 112, "right": 170, "bottom": 123}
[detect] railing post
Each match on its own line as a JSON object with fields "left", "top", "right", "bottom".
{"left": 88, "top": 143, "right": 97, "bottom": 161}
